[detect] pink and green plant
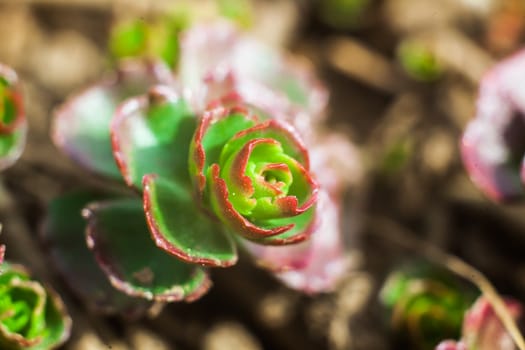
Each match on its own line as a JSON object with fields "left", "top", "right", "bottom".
{"left": 46, "top": 21, "right": 360, "bottom": 308}
{"left": 461, "top": 49, "right": 525, "bottom": 202}
{"left": 0, "top": 64, "right": 71, "bottom": 349}
{"left": 436, "top": 296, "right": 522, "bottom": 350}
{"left": 0, "top": 64, "right": 27, "bottom": 172}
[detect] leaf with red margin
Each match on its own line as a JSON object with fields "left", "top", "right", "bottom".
{"left": 42, "top": 191, "right": 151, "bottom": 317}
{"left": 111, "top": 86, "right": 196, "bottom": 190}
{"left": 84, "top": 198, "right": 211, "bottom": 302}
{"left": 52, "top": 60, "right": 174, "bottom": 179}
{"left": 0, "top": 63, "right": 26, "bottom": 171}
{"left": 143, "top": 174, "right": 237, "bottom": 267}
{"left": 249, "top": 204, "right": 317, "bottom": 245}
{"left": 188, "top": 105, "right": 256, "bottom": 197}
{"left": 218, "top": 119, "right": 309, "bottom": 169}
{"left": 207, "top": 163, "right": 293, "bottom": 240}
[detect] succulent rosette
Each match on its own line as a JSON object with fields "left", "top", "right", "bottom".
{"left": 186, "top": 93, "right": 319, "bottom": 245}
{"left": 461, "top": 49, "right": 525, "bottom": 202}
{"left": 436, "top": 296, "right": 522, "bottom": 350}
{"left": 0, "top": 263, "right": 71, "bottom": 350}
{"left": 380, "top": 265, "right": 476, "bottom": 350}
{"left": 48, "top": 20, "right": 357, "bottom": 305}
{"left": 0, "top": 63, "right": 27, "bottom": 171}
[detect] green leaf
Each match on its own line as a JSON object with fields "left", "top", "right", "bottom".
{"left": 84, "top": 197, "right": 211, "bottom": 302}
{"left": 218, "top": 120, "right": 309, "bottom": 168}
{"left": 251, "top": 205, "right": 317, "bottom": 245}
{"left": 52, "top": 60, "right": 174, "bottom": 179}
{"left": 0, "top": 124, "right": 26, "bottom": 171}
{"left": 111, "top": 87, "right": 196, "bottom": 190}
{"left": 143, "top": 174, "right": 237, "bottom": 267}
{"left": 189, "top": 111, "right": 256, "bottom": 195}
{"left": 43, "top": 191, "right": 151, "bottom": 317}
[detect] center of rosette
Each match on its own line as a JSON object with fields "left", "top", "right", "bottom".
{"left": 219, "top": 137, "right": 310, "bottom": 220}
{"left": 0, "top": 282, "right": 43, "bottom": 338}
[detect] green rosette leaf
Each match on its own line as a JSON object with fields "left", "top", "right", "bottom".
{"left": 111, "top": 86, "right": 196, "bottom": 190}
{"left": 0, "top": 64, "right": 27, "bottom": 171}
{"left": 143, "top": 174, "right": 237, "bottom": 267}
{"left": 0, "top": 263, "right": 71, "bottom": 350}
{"left": 42, "top": 191, "right": 151, "bottom": 317}
{"left": 84, "top": 198, "right": 211, "bottom": 302}
{"left": 189, "top": 97, "right": 318, "bottom": 244}
{"left": 380, "top": 265, "right": 476, "bottom": 350}
{"left": 52, "top": 60, "right": 175, "bottom": 179}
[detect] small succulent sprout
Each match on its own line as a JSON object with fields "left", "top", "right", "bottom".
{"left": 398, "top": 39, "right": 443, "bottom": 82}
{"left": 52, "top": 59, "right": 175, "bottom": 179}
{"left": 108, "top": 1, "right": 254, "bottom": 69}
{"left": 461, "top": 49, "right": 525, "bottom": 202}
{"left": 380, "top": 265, "right": 476, "bottom": 350}
{"left": 109, "top": 14, "right": 188, "bottom": 69}
{"left": 436, "top": 296, "right": 522, "bottom": 350}
{"left": 0, "top": 263, "right": 71, "bottom": 350}
{"left": 0, "top": 64, "right": 27, "bottom": 171}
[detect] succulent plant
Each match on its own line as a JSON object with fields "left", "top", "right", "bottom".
{"left": 436, "top": 296, "right": 522, "bottom": 350}
{"left": 0, "top": 263, "right": 71, "bottom": 350}
{"left": 380, "top": 264, "right": 476, "bottom": 350}
{"left": 461, "top": 49, "right": 525, "bottom": 202}
{"left": 0, "top": 63, "right": 27, "bottom": 171}
{"left": 49, "top": 21, "right": 359, "bottom": 307}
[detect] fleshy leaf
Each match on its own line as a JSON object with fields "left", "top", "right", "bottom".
{"left": 143, "top": 174, "right": 237, "bottom": 267}
{"left": 218, "top": 119, "right": 309, "bottom": 169}
{"left": 84, "top": 198, "right": 211, "bottom": 302}
{"left": 52, "top": 60, "right": 174, "bottom": 179}
{"left": 0, "top": 263, "right": 71, "bottom": 350}
{"left": 189, "top": 105, "right": 257, "bottom": 197}
{"left": 0, "top": 127, "right": 26, "bottom": 172}
{"left": 42, "top": 191, "right": 150, "bottom": 316}
{"left": 250, "top": 205, "right": 317, "bottom": 245}
{"left": 0, "top": 64, "right": 27, "bottom": 171}
{"left": 112, "top": 86, "right": 196, "bottom": 190}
